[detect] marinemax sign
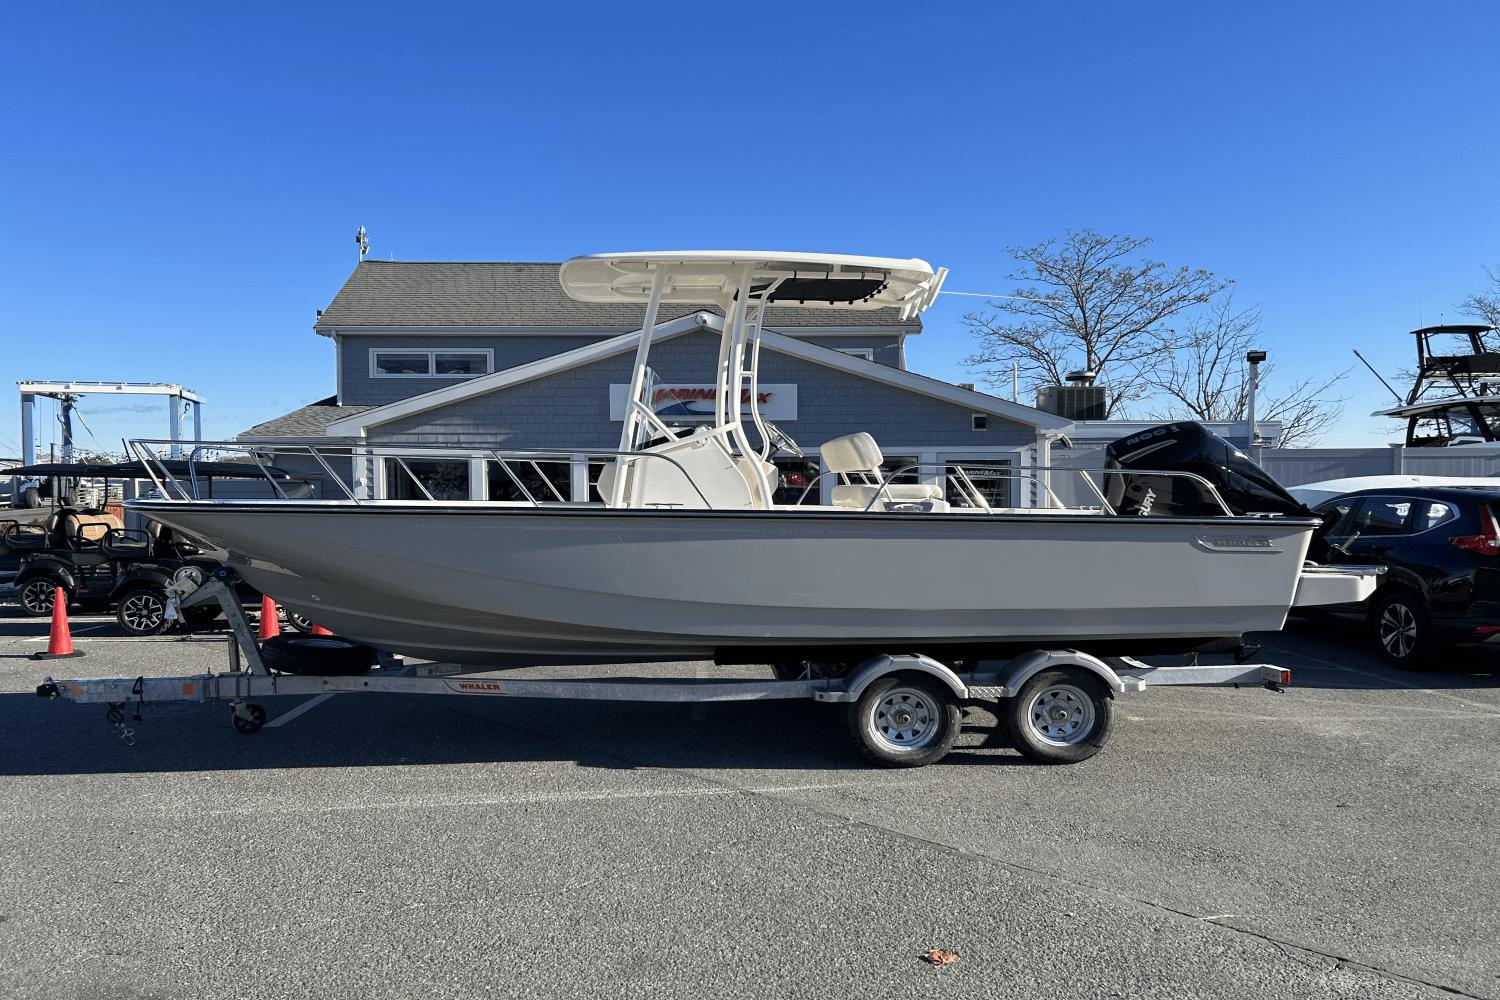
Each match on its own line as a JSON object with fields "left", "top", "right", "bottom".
{"left": 609, "top": 384, "right": 798, "bottom": 422}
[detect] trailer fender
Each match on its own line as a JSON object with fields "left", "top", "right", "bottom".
{"left": 824, "top": 654, "right": 969, "bottom": 704}
{"left": 983, "top": 649, "right": 1125, "bottom": 697}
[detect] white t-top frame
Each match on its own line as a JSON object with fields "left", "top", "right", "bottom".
{"left": 558, "top": 251, "right": 948, "bottom": 509}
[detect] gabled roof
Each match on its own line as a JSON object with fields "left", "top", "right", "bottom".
{"left": 323, "top": 313, "right": 1071, "bottom": 438}
{"left": 240, "top": 396, "right": 373, "bottom": 440}
{"left": 314, "top": 261, "right": 921, "bottom": 333}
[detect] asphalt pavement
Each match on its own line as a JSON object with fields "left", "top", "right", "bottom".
{"left": 0, "top": 598, "right": 1496, "bottom": 1000}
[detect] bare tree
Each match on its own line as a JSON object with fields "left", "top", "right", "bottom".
{"left": 963, "top": 231, "right": 1229, "bottom": 415}
{"left": 1460, "top": 266, "right": 1500, "bottom": 328}
{"left": 1141, "top": 294, "right": 1347, "bottom": 447}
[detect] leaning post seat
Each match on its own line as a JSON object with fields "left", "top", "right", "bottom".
{"left": 820, "top": 432, "right": 943, "bottom": 508}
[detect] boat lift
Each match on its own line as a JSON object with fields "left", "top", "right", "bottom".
{"left": 36, "top": 567, "right": 1291, "bottom": 767}
{"left": 18, "top": 381, "right": 203, "bottom": 464}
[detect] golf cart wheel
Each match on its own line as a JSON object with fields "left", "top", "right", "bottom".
{"left": 847, "top": 675, "right": 960, "bottom": 768}
{"left": 1005, "top": 667, "right": 1113, "bottom": 764}
{"left": 1370, "top": 590, "right": 1433, "bottom": 669}
{"left": 116, "top": 587, "right": 170, "bottom": 636}
{"left": 260, "top": 633, "right": 374, "bottom": 676}
{"left": 18, "top": 578, "right": 62, "bottom": 617}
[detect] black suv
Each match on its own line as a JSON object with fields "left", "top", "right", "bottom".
{"left": 1312, "top": 486, "right": 1500, "bottom": 666}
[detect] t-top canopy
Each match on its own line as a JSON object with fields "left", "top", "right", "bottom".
{"left": 559, "top": 251, "right": 947, "bottom": 320}
{"left": 1372, "top": 397, "right": 1500, "bottom": 419}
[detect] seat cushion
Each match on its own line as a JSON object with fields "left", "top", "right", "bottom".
{"left": 820, "top": 432, "right": 884, "bottom": 475}
{"left": 831, "top": 482, "right": 944, "bottom": 508}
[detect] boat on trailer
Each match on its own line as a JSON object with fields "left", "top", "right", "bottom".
{"left": 116, "top": 250, "right": 1376, "bottom": 667}
{"left": 39, "top": 250, "right": 1385, "bottom": 766}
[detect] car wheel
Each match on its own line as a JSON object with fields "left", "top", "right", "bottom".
{"left": 1370, "top": 591, "right": 1434, "bottom": 668}
{"left": 117, "top": 587, "right": 170, "bottom": 636}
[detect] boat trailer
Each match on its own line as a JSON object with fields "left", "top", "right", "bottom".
{"left": 36, "top": 569, "right": 1291, "bottom": 767}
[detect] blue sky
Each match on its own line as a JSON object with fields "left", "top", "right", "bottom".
{"left": 2, "top": 2, "right": 1497, "bottom": 456}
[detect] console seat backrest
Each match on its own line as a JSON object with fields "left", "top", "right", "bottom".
{"left": 819, "top": 432, "right": 942, "bottom": 509}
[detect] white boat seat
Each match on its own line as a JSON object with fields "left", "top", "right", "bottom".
{"left": 821, "top": 431, "right": 942, "bottom": 509}
{"left": 831, "top": 482, "right": 944, "bottom": 509}
{"left": 821, "top": 432, "right": 885, "bottom": 475}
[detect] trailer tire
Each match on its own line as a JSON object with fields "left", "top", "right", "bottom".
{"left": 1006, "top": 667, "right": 1113, "bottom": 764}
{"left": 260, "top": 633, "right": 374, "bottom": 676}
{"left": 847, "top": 675, "right": 960, "bottom": 768}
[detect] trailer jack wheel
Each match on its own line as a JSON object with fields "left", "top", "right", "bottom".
{"left": 231, "top": 704, "right": 267, "bottom": 735}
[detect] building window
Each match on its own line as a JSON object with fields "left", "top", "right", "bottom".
{"left": 971, "top": 414, "right": 988, "bottom": 431}
{"left": 370, "top": 349, "right": 494, "bottom": 378}
{"left": 835, "top": 347, "right": 875, "bottom": 361}
{"left": 945, "top": 461, "right": 1013, "bottom": 508}
{"left": 487, "top": 459, "right": 570, "bottom": 503}
{"left": 385, "top": 459, "right": 470, "bottom": 500}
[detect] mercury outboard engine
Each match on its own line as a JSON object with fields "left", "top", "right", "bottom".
{"left": 1103, "top": 422, "right": 1312, "bottom": 518}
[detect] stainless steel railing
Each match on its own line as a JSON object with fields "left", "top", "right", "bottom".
{"left": 125, "top": 439, "right": 1239, "bottom": 518}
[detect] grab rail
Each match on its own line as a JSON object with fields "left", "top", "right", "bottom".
{"left": 126, "top": 439, "right": 718, "bottom": 510}
{"left": 794, "top": 460, "right": 1235, "bottom": 517}
{"left": 126, "top": 440, "right": 1239, "bottom": 518}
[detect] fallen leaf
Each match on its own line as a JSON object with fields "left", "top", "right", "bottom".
{"left": 922, "top": 949, "right": 960, "bottom": 966}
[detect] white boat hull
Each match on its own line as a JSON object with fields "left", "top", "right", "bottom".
{"left": 134, "top": 500, "right": 1325, "bottom": 665}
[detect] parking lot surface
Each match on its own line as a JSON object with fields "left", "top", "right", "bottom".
{"left": 1, "top": 600, "right": 1497, "bottom": 1000}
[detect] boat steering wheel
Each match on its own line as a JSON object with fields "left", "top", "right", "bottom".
{"left": 762, "top": 421, "right": 804, "bottom": 459}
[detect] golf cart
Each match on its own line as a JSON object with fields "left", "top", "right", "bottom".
{"left": 4, "top": 459, "right": 308, "bottom": 634}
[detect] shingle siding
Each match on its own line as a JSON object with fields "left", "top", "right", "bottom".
{"left": 368, "top": 332, "right": 1033, "bottom": 454}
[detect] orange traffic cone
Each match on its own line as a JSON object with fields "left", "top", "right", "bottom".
{"left": 310, "top": 623, "right": 333, "bottom": 635}
{"left": 34, "top": 587, "right": 84, "bottom": 660}
{"left": 258, "top": 595, "right": 281, "bottom": 640}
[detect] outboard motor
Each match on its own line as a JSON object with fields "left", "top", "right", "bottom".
{"left": 1103, "top": 422, "right": 1311, "bottom": 518}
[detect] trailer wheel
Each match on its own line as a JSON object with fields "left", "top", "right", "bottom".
{"left": 260, "top": 633, "right": 374, "bottom": 676}
{"left": 1006, "top": 668, "right": 1113, "bottom": 764}
{"left": 847, "top": 675, "right": 960, "bottom": 768}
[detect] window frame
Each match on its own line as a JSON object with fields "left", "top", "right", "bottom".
{"left": 369, "top": 347, "right": 494, "bottom": 379}
{"left": 833, "top": 347, "right": 875, "bottom": 362}
{"left": 1348, "top": 495, "right": 1416, "bottom": 537}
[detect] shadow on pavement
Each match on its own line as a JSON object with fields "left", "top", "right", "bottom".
{"left": 0, "top": 689, "right": 1025, "bottom": 777}
{"left": 1256, "top": 621, "right": 1500, "bottom": 689}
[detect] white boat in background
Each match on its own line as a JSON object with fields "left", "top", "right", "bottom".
{"left": 124, "top": 251, "right": 1380, "bottom": 668}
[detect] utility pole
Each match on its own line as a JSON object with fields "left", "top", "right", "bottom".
{"left": 1246, "top": 349, "right": 1267, "bottom": 456}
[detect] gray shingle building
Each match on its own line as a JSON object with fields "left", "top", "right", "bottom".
{"left": 243, "top": 261, "right": 1072, "bottom": 504}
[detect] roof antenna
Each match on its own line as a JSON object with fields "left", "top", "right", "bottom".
{"left": 1352, "top": 349, "right": 1403, "bottom": 403}
{"left": 355, "top": 225, "right": 369, "bottom": 263}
